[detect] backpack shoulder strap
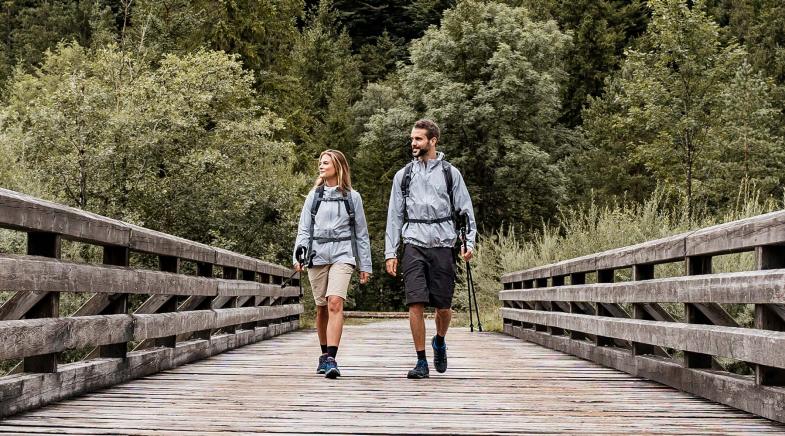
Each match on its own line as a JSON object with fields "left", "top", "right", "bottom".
{"left": 441, "top": 160, "right": 458, "bottom": 229}
{"left": 342, "top": 190, "right": 360, "bottom": 267}
{"left": 400, "top": 162, "right": 414, "bottom": 224}
{"left": 306, "top": 186, "right": 325, "bottom": 267}
{"left": 441, "top": 160, "right": 455, "bottom": 210}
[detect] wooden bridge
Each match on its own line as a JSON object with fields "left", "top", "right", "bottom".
{"left": 0, "top": 188, "right": 784, "bottom": 433}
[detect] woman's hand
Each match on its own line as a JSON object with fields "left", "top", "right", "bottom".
{"left": 293, "top": 262, "right": 303, "bottom": 272}
{"left": 359, "top": 271, "right": 370, "bottom": 284}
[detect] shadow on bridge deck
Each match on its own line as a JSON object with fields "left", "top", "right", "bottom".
{"left": 1, "top": 320, "right": 782, "bottom": 434}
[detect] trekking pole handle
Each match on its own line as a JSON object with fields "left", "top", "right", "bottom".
{"left": 282, "top": 246, "right": 307, "bottom": 288}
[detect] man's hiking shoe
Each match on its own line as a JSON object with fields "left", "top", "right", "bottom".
{"left": 324, "top": 357, "right": 341, "bottom": 379}
{"left": 407, "top": 358, "right": 430, "bottom": 379}
{"left": 317, "top": 353, "right": 329, "bottom": 374}
{"left": 432, "top": 335, "right": 447, "bottom": 373}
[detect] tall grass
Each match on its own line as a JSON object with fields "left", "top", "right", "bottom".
{"left": 459, "top": 188, "right": 783, "bottom": 332}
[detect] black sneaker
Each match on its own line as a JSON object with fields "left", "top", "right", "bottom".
{"left": 317, "top": 353, "right": 329, "bottom": 374}
{"left": 407, "top": 358, "right": 430, "bottom": 379}
{"left": 324, "top": 357, "right": 341, "bottom": 379}
{"left": 432, "top": 335, "right": 447, "bottom": 373}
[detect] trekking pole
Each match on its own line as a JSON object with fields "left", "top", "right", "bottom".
{"left": 467, "top": 251, "right": 483, "bottom": 332}
{"left": 460, "top": 216, "right": 475, "bottom": 332}
{"left": 282, "top": 246, "right": 307, "bottom": 298}
{"left": 462, "top": 214, "right": 482, "bottom": 332}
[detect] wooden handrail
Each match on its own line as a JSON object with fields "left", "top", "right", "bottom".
{"left": 499, "top": 210, "right": 785, "bottom": 423}
{"left": 0, "top": 188, "right": 302, "bottom": 417}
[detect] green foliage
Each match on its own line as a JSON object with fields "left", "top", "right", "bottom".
{"left": 512, "top": 0, "right": 650, "bottom": 127}
{"left": 356, "top": 0, "right": 572, "bottom": 231}
{"left": 470, "top": 186, "right": 782, "bottom": 331}
{"left": 0, "top": 0, "right": 116, "bottom": 88}
{"left": 285, "top": 1, "right": 363, "bottom": 172}
{"left": 0, "top": 43, "right": 306, "bottom": 262}
{"left": 580, "top": 0, "right": 784, "bottom": 218}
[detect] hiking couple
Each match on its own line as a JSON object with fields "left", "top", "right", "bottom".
{"left": 292, "top": 119, "right": 477, "bottom": 379}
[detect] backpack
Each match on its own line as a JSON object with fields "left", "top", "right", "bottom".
{"left": 400, "top": 160, "right": 458, "bottom": 229}
{"left": 306, "top": 186, "right": 360, "bottom": 268}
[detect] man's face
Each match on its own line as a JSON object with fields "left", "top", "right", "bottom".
{"left": 410, "top": 128, "right": 436, "bottom": 158}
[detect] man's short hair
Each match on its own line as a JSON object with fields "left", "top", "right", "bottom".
{"left": 414, "top": 119, "right": 440, "bottom": 141}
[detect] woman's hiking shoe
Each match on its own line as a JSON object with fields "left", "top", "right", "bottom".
{"left": 316, "top": 353, "right": 329, "bottom": 374}
{"left": 324, "top": 357, "right": 341, "bottom": 379}
{"left": 407, "top": 358, "right": 430, "bottom": 379}
{"left": 432, "top": 335, "right": 448, "bottom": 373}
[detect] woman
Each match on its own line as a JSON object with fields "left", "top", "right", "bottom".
{"left": 293, "top": 149, "right": 372, "bottom": 379}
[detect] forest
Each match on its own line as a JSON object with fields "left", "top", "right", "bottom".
{"left": 1, "top": 0, "right": 784, "bottom": 320}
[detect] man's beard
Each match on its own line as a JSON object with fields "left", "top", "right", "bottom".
{"left": 412, "top": 146, "right": 427, "bottom": 157}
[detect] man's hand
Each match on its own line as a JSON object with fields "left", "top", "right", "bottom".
{"left": 461, "top": 247, "right": 473, "bottom": 262}
{"left": 293, "top": 262, "right": 303, "bottom": 272}
{"left": 359, "top": 271, "right": 370, "bottom": 284}
{"left": 385, "top": 258, "right": 398, "bottom": 276}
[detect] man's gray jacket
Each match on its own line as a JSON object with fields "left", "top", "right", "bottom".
{"left": 385, "top": 152, "right": 477, "bottom": 259}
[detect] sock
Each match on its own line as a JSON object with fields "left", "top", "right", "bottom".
{"left": 320, "top": 344, "right": 328, "bottom": 354}
{"left": 417, "top": 350, "right": 426, "bottom": 360}
{"left": 327, "top": 346, "right": 338, "bottom": 359}
{"left": 434, "top": 334, "right": 445, "bottom": 347}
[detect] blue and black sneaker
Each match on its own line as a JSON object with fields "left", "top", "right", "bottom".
{"left": 324, "top": 357, "right": 341, "bottom": 379}
{"left": 316, "top": 353, "right": 329, "bottom": 374}
{"left": 407, "top": 358, "right": 430, "bottom": 379}
{"left": 432, "top": 335, "right": 447, "bottom": 373}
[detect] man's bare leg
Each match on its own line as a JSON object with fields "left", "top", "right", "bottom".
{"left": 409, "top": 303, "right": 426, "bottom": 351}
{"left": 434, "top": 308, "right": 451, "bottom": 337}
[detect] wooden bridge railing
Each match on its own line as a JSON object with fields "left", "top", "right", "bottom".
{"left": 0, "top": 188, "right": 302, "bottom": 417}
{"left": 500, "top": 210, "right": 785, "bottom": 423}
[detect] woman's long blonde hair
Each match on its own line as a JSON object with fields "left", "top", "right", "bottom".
{"left": 314, "top": 149, "right": 353, "bottom": 192}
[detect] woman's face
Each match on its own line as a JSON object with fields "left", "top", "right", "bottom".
{"left": 319, "top": 154, "right": 336, "bottom": 180}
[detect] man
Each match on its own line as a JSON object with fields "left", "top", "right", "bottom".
{"left": 385, "top": 119, "right": 477, "bottom": 379}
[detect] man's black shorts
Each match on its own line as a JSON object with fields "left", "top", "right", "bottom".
{"left": 401, "top": 244, "right": 456, "bottom": 309}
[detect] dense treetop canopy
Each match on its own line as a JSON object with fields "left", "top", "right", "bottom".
{"left": 1, "top": 0, "right": 783, "bottom": 309}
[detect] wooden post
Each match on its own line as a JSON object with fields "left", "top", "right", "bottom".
{"left": 155, "top": 255, "right": 180, "bottom": 347}
{"left": 24, "top": 232, "right": 61, "bottom": 373}
{"left": 595, "top": 269, "right": 614, "bottom": 347}
{"left": 569, "top": 272, "right": 588, "bottom": 340}
{"left": 99, "top": 246, "right": 130, "bottom": 358}
{"left": 240, "top": 269, "right": 258, "bottom": 331}
{"left": 755, "top": 246, "right": 785, "bottom": 386}
{"left": 549, "top": 275, "right": 565, "bottom": 336}
{"left": 533, "top": 278, "right": 549, "bottom": 332}
{"left": 193, "top": 262, "right": 214, "bottom": 340}
{"left": 632, "top": 264, "right": 655, "bottom": 356}
{"left": 684, "top": 256, "right": 713, "bottom": 368}
{"left": 223, "top": 266, "right": 238, "bottom": 280}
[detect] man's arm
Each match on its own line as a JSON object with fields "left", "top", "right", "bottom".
{"left": 384, "top": 170, "right": 405, "bottom": 259}
{"left": 452, "top": 167, "right": 477, "bottom": 251}
{"left": 385, "top": 170, "right": 405, "bottom": 276}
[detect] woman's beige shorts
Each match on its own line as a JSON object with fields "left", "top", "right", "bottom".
{"left": 307, "top": 263, "right": 354, "bottom": 306}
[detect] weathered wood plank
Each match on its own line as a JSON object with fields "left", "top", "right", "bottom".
{"left": 687, "top": 210, "right": 785, "bottom": 256}
{"left": 499, "top": 269, "right": 785, "bottom": 304}
{"left": 0, "top": 320, "right": 300, "bottom": 418}
{"left": 216, "top": 279, "right": 299, "bottom": 298}
{"left": 0, "top": 255, "right": 217, "bottom": 297}
{"left": 506, "top": 325, "right": 785, "bottom": 422}
{"left": 501, "top": 308, "right": 785, "bottom": 369}
{"left": 0, "top": 316, "right": 134, "bottom": 360}
{"left": 2, "top": 320, "right": 780, "bottom": 432}
{"left": 0, "top": 189, "right": 129, "bottom": 246}
{"left": 127, "top": 225, "right": 214, "bottom": 264}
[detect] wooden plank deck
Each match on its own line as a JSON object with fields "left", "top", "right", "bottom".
{"left": 1, "top": 320, "right": 782, "bottom": 435}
